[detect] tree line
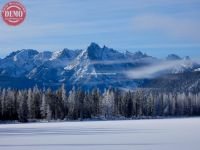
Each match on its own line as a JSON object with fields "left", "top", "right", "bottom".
{"left": 0, "top": 85, "right": 200, "bottom": 122}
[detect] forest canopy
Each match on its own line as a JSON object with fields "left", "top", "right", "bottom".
{"left": 0, "top": 85, "right": 200, "bottom": 122}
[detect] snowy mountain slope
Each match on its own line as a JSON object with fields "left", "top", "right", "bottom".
{"left": 0, "top": 43, "right": 199, "bottom": 90}
{"left": 63, "top": 43, "right": 158, "bottom": 89}
{"left": 164, "top": 56, "right": 199, "bottom": 74}
{"left": 27, "top": 49, "right": 82, "bottom": 83}
{"left": 0, "top": 48, "right": 82, "bottom": 85}
{"left": 140, "top": 71, "right": 200, "bottom": 92}
{"left": 0, "top": 49, "right": 39, "bottom": 77}
{"left": 34, "top": 51, "right": 53, "bottom": 65}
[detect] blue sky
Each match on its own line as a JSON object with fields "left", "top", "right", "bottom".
{"left": 0, "top": 0, "right": 200, "bottom": 58}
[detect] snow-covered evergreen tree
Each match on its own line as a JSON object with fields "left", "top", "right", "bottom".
{"left": 18, "top": 91, "right": 28, "bottom": 122}
{"left": 101, "top": 89, "right": 115, "bottom": 118}
{"left": 40, "top": 92, "right": 47, "bottom": 119}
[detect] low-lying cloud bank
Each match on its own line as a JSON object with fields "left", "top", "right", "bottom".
{"left": 125, "top": 59, "right": 196, "bottom": 79}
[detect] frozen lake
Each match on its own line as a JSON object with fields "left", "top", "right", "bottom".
{"left": 0, "top": 118, "right": 200, "bottom": 150}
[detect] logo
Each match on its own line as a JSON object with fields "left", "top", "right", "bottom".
{"left": 1, "top": 1, "right": 26, "bottom": 26}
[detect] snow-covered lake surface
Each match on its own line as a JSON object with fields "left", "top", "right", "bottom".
{"left": 0, "top": 118, "right": 200, "bottom": 150}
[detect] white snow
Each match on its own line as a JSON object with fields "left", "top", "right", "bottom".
{"left": 50, "top": 50, "right": 62, "bottom": 60}
{"left": 0, "top": 118, "right": 200, "bottom": 150}
{"left": 13, "top": 55, "right": 17, "bottom": 62}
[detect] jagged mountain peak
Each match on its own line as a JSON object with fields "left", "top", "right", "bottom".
{"left": 88, "top": 42, "right": 101, "bottom": 50}
{"left": 19, "top": 49, "right": 39, "bottom": 54}
{"left": 50, "top": 48, "right": 82, "bottom": 60}
{"left": 16, "top": 49, "right": 39, "bottom": 59}
{"left": 184, "top": 56, "right": 190, "bottom": 60}
{"left": 166, "top": 54, "right": 182, "bottom": 61}
{"left": 86, "top": 42, "right": 102, "bottom": 60}
{"left": 86, "top": 42, "right": 124, "bottom": 60}
{"left": 5, "top": 49, "right": 38, "bottom": 59}
{"left": 125, "top": 50, "right": 148, "bottom": 59}
{"left": 5, "top": 50, "right": 21, "bottom": 59}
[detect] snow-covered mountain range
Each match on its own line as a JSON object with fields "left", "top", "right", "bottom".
{"left": 0, "top": 43, "right": 200, "bottom": 90}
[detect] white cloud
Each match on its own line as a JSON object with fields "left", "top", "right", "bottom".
{"left": 132, "top": 14, "right": 200, "bottom": 41}
{"left": 125, "top": 60, "right": 191, "bottom": 79}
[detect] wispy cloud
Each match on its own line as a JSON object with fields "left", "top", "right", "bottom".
{"left": 125, "top": 60, "right": 195, "bottom": 79}
{"left": 132, "top": 14, "right": 200, "bottom": 41}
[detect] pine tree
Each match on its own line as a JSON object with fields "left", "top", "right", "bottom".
{"left": 113, "top": 89, "right": 122, "bottom": 116}
{"left": 67, "top": 87, "right": 76, "bottom": 119}
{"left": 101, "top": 89, "right": 115, "bottom": 118}
{"left": 6, "top": 89, "right": 16, "bottom": 120}
{"left": 18, "top": 91, "right": 28, "bottom": 122}
{"left": 91, "top": 88, "right": 100, "bottom": 117}
{"left": 46, "top": 104, "right": 52, "bottom": 121}
{"left": 125, "top": 91, "right": 133, "bottom": 118}
{"left": 83, "top": 92, "right": 92, "bottom": 119}
{"left": 27, "top": 88, "right": 32, "bottom": 118}
{"left": 32, "top": 86, "right": 41, "bottom": 119}
{"left": 40, "top": 92, "right": 47, "bottom": 119}
{"left": 61, "top": 84, "right": 68, "bottom": 117}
